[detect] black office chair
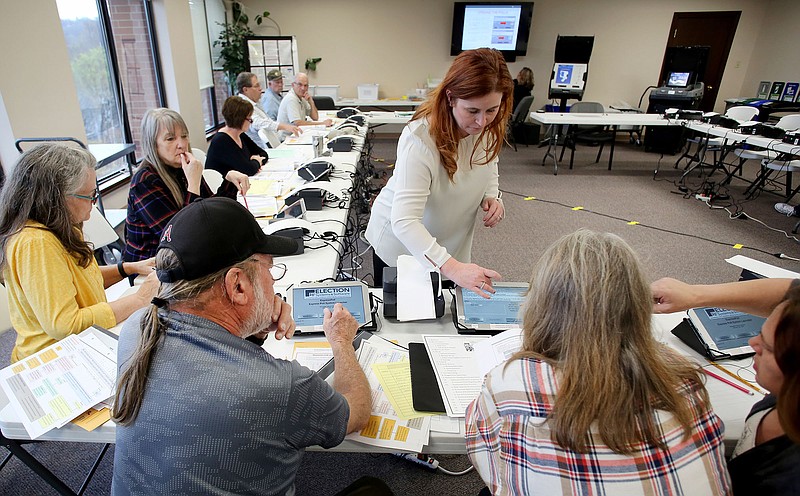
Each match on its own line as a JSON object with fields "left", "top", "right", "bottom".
{"left": 559, "top": 102, "right": 616, "bottom": 170}
{"left": 507, "top": 96, "right": 537, "bottom": 151}
{"left": 313, "top": 96, "right": 336, "bottom": 110}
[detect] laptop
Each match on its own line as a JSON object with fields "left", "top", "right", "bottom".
{"left": 453, "top": 282, "right": 528, "bottom": 334}
{"left": 287, "top": 281, "right": 372, "bottom": 334}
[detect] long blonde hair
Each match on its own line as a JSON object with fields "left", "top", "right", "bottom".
{"left": 413, "top": 48, "right": 513, "bottom": 181}
{"left": 514, "top": 229, "right": 708, "bottom": 453}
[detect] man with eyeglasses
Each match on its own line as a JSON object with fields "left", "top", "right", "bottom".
{"left": 236, "top": 72, "right": 301, "bottom": 149}
{"left": 111, "top": 197, "right": 376, "bottom": 495}
{"left": 277, "top": 72, "right": 334, "bottom": 140}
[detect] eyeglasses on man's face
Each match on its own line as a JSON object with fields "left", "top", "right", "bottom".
{"left": 246, "top": 116, "right": 254, "bottom": 123}
{"left": 70, "top": 189, "right": 99, "bottom": 204}
{"left": 268, "top": 263, "right": 287, "bottom": 281}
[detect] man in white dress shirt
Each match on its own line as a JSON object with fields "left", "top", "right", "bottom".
{"left": 236, "top": 72, "right": 300, "bottom": 149}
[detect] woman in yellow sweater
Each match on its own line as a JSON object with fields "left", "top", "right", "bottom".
{"left": 0, "top": 144, "right": 158, "bottom": 361}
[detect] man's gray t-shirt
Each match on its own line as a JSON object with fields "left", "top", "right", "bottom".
{"left": 112, "top": 309, "right": 349, "bottom": 495}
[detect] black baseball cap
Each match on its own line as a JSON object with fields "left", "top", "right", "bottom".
{"left": 156, "top": 197, "right": 299, "bottom": 283}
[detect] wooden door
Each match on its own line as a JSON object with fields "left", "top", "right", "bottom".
{"left": 661, "top": 11, "right": 740, "bottom": 111}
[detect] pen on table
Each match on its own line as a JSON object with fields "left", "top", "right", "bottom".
{"left": 709, "top": 361, "right": 766, "bottom": 395}
{"left": 703, "top": 368, "right": 754, "bottom": 396}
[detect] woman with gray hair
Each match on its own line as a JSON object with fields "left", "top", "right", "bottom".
{"left": 0, "top": 144, "right": 158, "bottom": 361}
{"left": 466, "top": 229, "right": 730, "bottom": 495}
{"left": 123, "top": 108, "right": 250, "bottom": 261}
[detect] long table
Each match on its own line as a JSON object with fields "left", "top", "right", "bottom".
{"left": 681, "top": 121, "right": 800, "bottom": 189}
{"left": 335, "top": 98, "right": 422, "bottom": 112}
{"left": 529, "top": 112, "right": 682, "bottom": 175}
{"left": 0, "top": 292, "right": 762, "bottom": 456}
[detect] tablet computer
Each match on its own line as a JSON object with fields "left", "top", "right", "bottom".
{"left": 288, "top": 281, "right": 371, "bottom": 334}
{"left": 454, "top": 282, "right": 528, "bottom": 334}
{"left": 687, "top": 307, "right": 764, "bottom": 357}
{"left": 270, "top": 198, "right": 306, "bottom": 224}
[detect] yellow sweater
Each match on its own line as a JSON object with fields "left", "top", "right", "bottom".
{"left": 4, "top": 221, "right": 116, "bottom": 361}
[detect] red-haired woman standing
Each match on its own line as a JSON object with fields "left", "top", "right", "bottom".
{"left": 366, "top": 48, "right": 513, "bottom": 295}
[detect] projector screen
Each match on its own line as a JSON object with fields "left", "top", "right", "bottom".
{"left": 451, "top": 2, "right": 534, "bottom": 60}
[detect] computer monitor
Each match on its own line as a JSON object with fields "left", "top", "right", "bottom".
{"left": 667, "top": 71, "right": 692, "bottom": 88}
{"left": 549, "top": 63, "right": 587, "bottom": 92}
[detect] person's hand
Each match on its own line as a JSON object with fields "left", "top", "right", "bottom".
{"left": 441, "top": 258, "right": 501, "bottom": 299}
{"left": 481, "top": 197, "right": 504, "bottom": 228}
{"left": 250, "top": 155, "right": 265, "bottom": 167}
{"left": 278, "top": 123, "right": 302, "bottom": 136}
{"left": 127, "top": 258, "right": 155, "bottom": 276}
{"left": 322, "top": 118, "right": 333, "bottom": 127}
{"left": 135, "top": 271, "right": 159, "bottom": 304}
{"left": 651, "top": 277, "right": 698, "bottom": 314}
{"left": 323, "top": 303, "right": 359, "bottom": 347}
{"left": 265, "top": 295, "right": 295, "bottom": 340}
{"left": 180, "top": 151, "right": 204, "bottom": 192}
{"left": 225, "top": 170, "right": 251, "bottom": 195}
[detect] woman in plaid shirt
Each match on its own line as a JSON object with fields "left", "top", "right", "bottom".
{"left": 123, "top": 109, "right": 250, "bottom": 261}
{"left": 466, "top": 229, "right": 730, "bottom": 495}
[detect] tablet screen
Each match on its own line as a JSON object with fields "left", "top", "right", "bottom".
{"left": 461, "top": 286, "right": 526, "bottom": 325}
{"left": 689, "top": 307, "right": 764, "bottom": 351}
{"left": 292, "top": 284, "right": 368, "bottom": 327}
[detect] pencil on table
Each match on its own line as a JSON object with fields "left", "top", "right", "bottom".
{"left": 709, "top": 361, "right": 766, "bottom": 395}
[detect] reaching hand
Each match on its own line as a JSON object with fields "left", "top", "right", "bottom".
{"left": 127, "top": 258, "right": 155, "bottom": 276}
{"left": 225, "top": 170, "right": 251, "bottom": 195}
{"left": 651, "top": 277, "right": 698, "bottom": 314}
{"left": 441, "top": 258, "right": 502, "bottom": 299}
{"left": 323, "top": 303, "right": 359, "bottom": 347}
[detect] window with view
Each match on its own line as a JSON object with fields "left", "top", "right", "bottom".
{"left": 56, "top": 0, "right": 163, "bottom": 187}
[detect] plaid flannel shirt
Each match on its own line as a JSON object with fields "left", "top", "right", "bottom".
{"left": 123, "top": 163, "right": 213, "bottom": 262}
{"left": 466, "top": 357, "right": 731, "bottom": 495}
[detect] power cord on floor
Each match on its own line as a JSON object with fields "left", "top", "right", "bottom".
{"left": 392, "top": 453, "right": 475, "bottom": 476}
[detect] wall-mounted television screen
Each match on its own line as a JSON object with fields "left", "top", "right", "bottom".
{"left": 451, "top": 2, "right": 534, "bottom": 61}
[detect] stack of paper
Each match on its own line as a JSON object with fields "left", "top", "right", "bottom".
{"left": 421, "top": 329, "right": 522, "bottom": 417}
{"left": 0, "top": 330, "right": 117, "bottom": 439}
{"left": 346, "top": 336, "right": 431, "bottom": 452}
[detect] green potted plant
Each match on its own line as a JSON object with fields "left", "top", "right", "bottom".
{"left": 214, "top": 2, "right": 271, "bottom": 93}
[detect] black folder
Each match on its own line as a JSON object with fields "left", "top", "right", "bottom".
{"left": 670, "top": 318, "right": 739, "bottom": 361}
{"left": 408, "top": 342, "right": 446, "bottom": 414}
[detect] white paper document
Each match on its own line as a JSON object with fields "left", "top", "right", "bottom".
{"left": 473, "top": 328, "right": 523, "bottom": 378}
{"left": 0, "top": 332, "right": 117, "bottom": 439}
{"left": 396, "top": 255, "right": 436, "bottom": 321}
{"left": 344, "top": 336, "right": 431, "bottom": 451}
{"left": 422, "top": 334, "right": 490, "bottom": 417}
{"left": 239, "top": 195, "right": 278, "bottom": 218}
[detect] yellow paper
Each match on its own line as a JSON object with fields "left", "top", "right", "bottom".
{"left": 71, "top": 407, "right": 112, "bottom": 431}
{"left": 247, "top": 179, "right": 276, "bottom": 197}
{"left": 371, "top": 361, "right": 437, "bottom": 420}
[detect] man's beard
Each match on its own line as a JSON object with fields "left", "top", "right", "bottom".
{"left": 239, "top": 277, "right": 272, "bottom": 339}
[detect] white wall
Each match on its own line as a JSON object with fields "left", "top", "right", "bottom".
{"left": 240, "top": 0, "right": 798, "bottom": 112}
{"left": 151, "top": 0, "right": 206, "bottom": 147}
{"left": 741, "top": 0, "right": 800, "bottom": 96}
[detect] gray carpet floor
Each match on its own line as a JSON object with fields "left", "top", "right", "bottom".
{"left": 2, "top": 132, "right": 799, "bottom": 495}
